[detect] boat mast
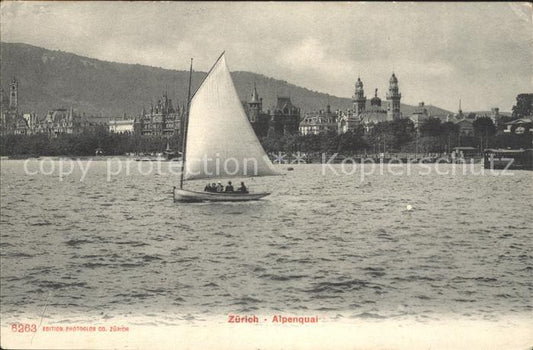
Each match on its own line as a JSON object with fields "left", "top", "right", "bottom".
{"left": 179, "top": 58, "right": 193, "bottom": 189}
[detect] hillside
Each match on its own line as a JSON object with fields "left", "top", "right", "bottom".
{"left": 1, "top": 42, "right": 452, "bottom": 118}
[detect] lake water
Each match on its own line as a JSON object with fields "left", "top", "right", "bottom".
{"left": 1, "top": 159, "right": 532, "bottom": 349}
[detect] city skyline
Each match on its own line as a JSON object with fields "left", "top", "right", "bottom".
{"left": 1, "top": 2, "right": 531, "bottom": 112}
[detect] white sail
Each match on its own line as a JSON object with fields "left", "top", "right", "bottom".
{"left": 184, "top": 54, "right": 280, "bottom": 180}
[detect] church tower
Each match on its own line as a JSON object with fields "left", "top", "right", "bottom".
{"left": 9, "top": 77, "right": 18, "bottom": 111}
{"left": 248, "top": 82, "right": 262, "bottom": 123}
{"left": 353, "top": 77, "right": 366, "bottom": 115}
{"left": 386, "top": 73, "right": 401, "bottom": 120}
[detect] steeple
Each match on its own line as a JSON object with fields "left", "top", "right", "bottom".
{"left": 370, "top": 88, "right": 382, "bottom": 107}
{"left": 251, "top": 81, "right": 259, "bottom": 103}
{"left": 353, "top": 76, "right": 366, "bottom": 115}
{"left": 68, "top": 106, "right": 74, "bottom": 121}
{"left": 389, "top": 72, "right": 398, "bottom": 84}
{"left": 386, "top": 72, "right": 401, "bottom": 120}
{"left": 9, "top": 77, "right": 18, "bottom": 111}
{"left": 248, "top": 82, "right": 262, "bottom": 123}
{"left": 355, "top": 76, "right": 363, "bottom": 89}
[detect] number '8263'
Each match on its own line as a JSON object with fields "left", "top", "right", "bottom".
{"left": 12, "top": 323, "right": 37, "bottom": 332}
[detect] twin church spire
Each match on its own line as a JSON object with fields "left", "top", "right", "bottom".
{"left": 352, "top": 73, "right": 402, "bottom": 120}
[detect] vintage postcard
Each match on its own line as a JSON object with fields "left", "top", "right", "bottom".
{"left": 1, "top": 1, "right": 532, "bottom": 349}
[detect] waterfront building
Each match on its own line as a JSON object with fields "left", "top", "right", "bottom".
{"left": 242, "top": 83, "right": 270, "bottom": 137}
{"left": 409, "top": 102, "right": 430, "bottom": 130}
{"left": 1, "top": 78, "right": 184, "bottom": 138}
{"left": 454, "top": 118, "right": 474, "bottom": 136}
{"left": 269, "top": 96, "right": 301, "bottom": 135}
{"left": 34, "top": 108, "right": 108, "bottom": 137}
{"left": 337, "top": 111, "right": 360, "bottom": 134}
{"left": 134, "top": 93, "right": 183, "bottom": 137}
{"left": 359, "top": 88, "right": 389, "bottom": 125}
{"left": 339, "top": 74, "right": 403, "bottom": 134}
{"left": 12, "top": 113, "right": 39, "bottom": 135}
{"left": 242, "top": 86, "right": 301, "bottom": 136}
{"left": 299, "top": 105, "right": 338, "bottom": 135}
{"left": 446, "top": 100, "right": 474, "bottom": 136}
{"left": 109, "top": 118, "right": 135, "bottom": 134}
{"left": 37, "top": 107, "right": 78, "bottom": 136}
{"left": 503, "top": 118, "right": 533, "bottom": 135}
{"left": 337, "top": 77, "right": 367, "bottom": 134}
{"left": 77, "top": 115, "right": 109, "bottom": 132}
{"left": 1, "top": 77, "right": 108, "bottom": 137}
{"left": 338, "top": 88, "right": 389, "bottom": 134}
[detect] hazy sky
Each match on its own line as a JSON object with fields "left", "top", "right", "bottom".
{"left": 1, "top": 2, "right": 531, "bottom": 112}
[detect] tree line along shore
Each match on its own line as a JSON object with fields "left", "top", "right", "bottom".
{"left": 1, "top": 116, "right": 530, "bottom": 158}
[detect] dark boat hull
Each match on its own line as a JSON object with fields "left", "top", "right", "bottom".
{"left": 174, "top": 189, "right": 270, "bottom": 202}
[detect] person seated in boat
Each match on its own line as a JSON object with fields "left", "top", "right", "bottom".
{"left": 237, "top": 181, "right": 248, "bottom": 193}
{"left": 225, "top": 181, "right": 234, "bottom": 192}
{"left": 216, "top": 181, "right": 224, "bottom": 192}
{"left": 211, "top": 183, "right": 217, "bottom": 192}
{"left": 204, "top": 183, "right": 212, "bottom": 192}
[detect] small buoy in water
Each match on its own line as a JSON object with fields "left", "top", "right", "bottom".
{"left": 287, "top": 167, "right": 294, "bottom": 171}
{"left": 406, "top": 205, "right": 413, "bottom": 211}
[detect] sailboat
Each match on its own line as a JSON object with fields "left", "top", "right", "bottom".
{"left": 173, "top": 52, "right": 280, "bottom": 202}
